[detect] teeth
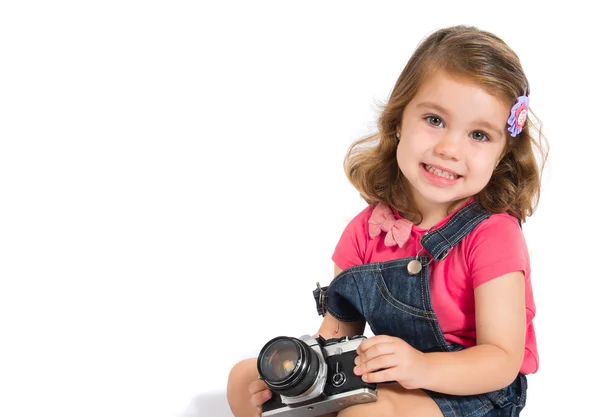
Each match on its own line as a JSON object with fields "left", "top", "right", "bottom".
{"left": 425, "top": 164, "right": 457, "bottom": 180}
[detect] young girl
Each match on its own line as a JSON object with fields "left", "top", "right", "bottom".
{"left": 227, "top": 25, "right": 548, "bottom": 417}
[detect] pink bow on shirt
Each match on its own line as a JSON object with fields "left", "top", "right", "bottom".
{"left": 368, "top": 203, "right": 412, "bottom": 247}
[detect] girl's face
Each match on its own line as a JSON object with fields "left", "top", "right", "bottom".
{"left": 396, "top": 71, "right": 509, "bottom": 215}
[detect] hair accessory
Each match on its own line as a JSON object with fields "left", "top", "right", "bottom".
{"left": 507, "top": 91, "right": 529, "bottom": 137}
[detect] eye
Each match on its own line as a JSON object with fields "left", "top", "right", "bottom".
{"left": 425, "top": 115, "right": 444, "bottom": 127}
{"left": 470, "top": 131, "right": 490, "bottom": 142}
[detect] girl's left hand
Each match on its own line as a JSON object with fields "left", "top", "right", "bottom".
{"left": 353, "top": 334, "right": 427, "bottom": 389}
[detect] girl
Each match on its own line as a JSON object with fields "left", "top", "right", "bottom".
{"left": 227, "top": 24, "right": 548, "bottom": 417}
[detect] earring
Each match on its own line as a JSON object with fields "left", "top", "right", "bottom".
{"left": 396, "top": 132, "right": 400, "bottom": 139}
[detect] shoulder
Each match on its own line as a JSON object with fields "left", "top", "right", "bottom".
{"left": 468, "top": 212, "right": 523, "bottom": 241}
{"left": 339, "top": 204, "right": 375, "bottom": 239}
{"left": 332, "top": 204, "right": 375, "bottom": 269}
{"left": 349, "top": 204, "right": 375, "bottom": 224}
{"left": 463, "top": 212, "right": 530, "bottom": 286}
{"left": 465, "top": 211, "right": 527, "bottom": 253}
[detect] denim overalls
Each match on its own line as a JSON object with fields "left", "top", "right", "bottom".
{"left": 314, "top": 202, "right": 528, "bottom": 416}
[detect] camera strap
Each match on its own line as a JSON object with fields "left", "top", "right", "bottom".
{"left": 312, "top": 282, "right": 328, "bottom": 317}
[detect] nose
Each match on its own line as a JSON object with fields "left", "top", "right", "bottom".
{"left": 433, "top": 131, "right": 463, "bottom": 161}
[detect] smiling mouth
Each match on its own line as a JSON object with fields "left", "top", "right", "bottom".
{"left": 423, "top": 164, "right": 461, "bottom": 180}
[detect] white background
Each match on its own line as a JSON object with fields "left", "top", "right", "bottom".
{"left": 1, "top": 1, "right": 598, "bottom": 416}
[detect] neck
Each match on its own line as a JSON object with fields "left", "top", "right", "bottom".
{"left": 413, "top": 197, "right": 470, "bottom": 229}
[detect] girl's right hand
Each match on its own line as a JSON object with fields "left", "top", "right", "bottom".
{"left": 249, "top": 379, "right": 272, "bottom": 417}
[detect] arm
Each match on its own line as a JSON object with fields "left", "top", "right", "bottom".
{"left": 419, "top": 271, "right": 526, "bottom": 394}
{"left": 314, "top": 264, "right": 366, "bottom": 340}
{"left": 353, "top": 215, "right": 530, "bottom": 394}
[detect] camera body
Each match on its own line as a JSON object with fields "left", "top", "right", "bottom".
{"left": 257, "top": 334, "right": 377, "bottom": 417}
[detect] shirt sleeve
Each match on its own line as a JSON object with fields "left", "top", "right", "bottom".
{"left": 466, "top": 213, "right": 530, "bottom": 288}
{"left": 331, "top": 206, "right": 373, "bottom": 270}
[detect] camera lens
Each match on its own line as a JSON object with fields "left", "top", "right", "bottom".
{"left": 257, "top": 336, "right": 321, "bottom": 397}
{"left": 259, "top": 339, "right": 299, "bottom": 382}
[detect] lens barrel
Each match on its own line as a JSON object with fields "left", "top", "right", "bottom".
{"left": 257, "top": 336, "right": 321, "bottom": 397}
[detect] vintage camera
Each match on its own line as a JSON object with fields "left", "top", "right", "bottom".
{"left": 256, "top": 334, "right": 377, "bottom": 417}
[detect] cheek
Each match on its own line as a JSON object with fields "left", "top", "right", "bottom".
{"left": 396, "top": 133, "right": 418, "bottom": 155}
{"left": 395, "top": 142, "right": 405, "bottom": 164}
{"left": 471, "top": 144, "right": 505, "bottom": 175}
{"left": 472, "top": 156, "right": 498, "bottom": 184}
{"left": 396, "top": 141, "right": 413, "bottom": 174}
{"left": 398, "top": 125, "right": 433, "bottom": 153}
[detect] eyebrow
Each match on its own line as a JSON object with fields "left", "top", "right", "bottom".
{"left": 416, "top": 102, "right": 450, "bottom": 115}
{"left": 415, "top": 101, "right": 505, "bottom": 137}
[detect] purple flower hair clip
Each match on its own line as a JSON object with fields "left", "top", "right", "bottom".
{"left": 507, "top": 92, "right": 529, "bottom": 137}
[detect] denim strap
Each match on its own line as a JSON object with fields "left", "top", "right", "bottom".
{"left": 420, "top": 202, "right": 490, "bottom": 261}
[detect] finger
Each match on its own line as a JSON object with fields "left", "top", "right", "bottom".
{"left": 249, "top": 379, "right": 268, "bottom": 394}
{"left": 361, "top": 366, "right": 397, "bottom": 384}
{"left": 355, "top": 340, "right": 395, "bottom": 365}
{"left": 356, "top": 334, "right": 393, "bottom": 353}
{"left": 249, "top": 389, "right": 272, "bottom": 408}
{"left": 354, "top": 353, "right": 397, "bottom": 375}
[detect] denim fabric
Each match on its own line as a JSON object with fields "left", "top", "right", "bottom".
{"left": 320, "top": 202, "right": 527, "bottom": 416}
{"left": 425, "top": 373, "right": 527, "bottom": 417}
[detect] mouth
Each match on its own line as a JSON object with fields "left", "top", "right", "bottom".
{"left": 422, "top": 163, "right": 462, "bottom": 181}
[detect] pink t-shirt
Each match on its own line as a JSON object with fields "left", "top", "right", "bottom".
{"left": 332, "top": 203, "right": 539, "bottom": 375}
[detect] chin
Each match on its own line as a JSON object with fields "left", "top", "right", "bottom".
{"left": 417, "top": 187, "right": 469, "bottom": 206}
